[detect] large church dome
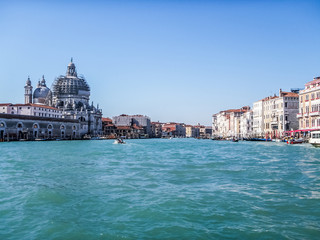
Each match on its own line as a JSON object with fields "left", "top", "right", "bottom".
{"left": 51, "top": 59, "right": 90, "bottom": 109}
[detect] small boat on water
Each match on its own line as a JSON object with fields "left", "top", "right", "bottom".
{"left": 287, "top": 138, "right": 304, "bottom": 144}
{"left": 309, "top": 131, "right": 320, "bottom": 147}
{"left": 114, "top": 138, "right": 126, "bottom": 144}
{"left": 249, "top": 138, "right": 272, "bottom": 142}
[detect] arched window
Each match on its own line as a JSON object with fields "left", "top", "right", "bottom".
{"left": 48, "top": 124, "right": 53, "bottom": 129}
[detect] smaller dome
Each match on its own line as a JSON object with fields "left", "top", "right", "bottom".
{"left": 33, "top": 86, "right": 50, "bottom": 104}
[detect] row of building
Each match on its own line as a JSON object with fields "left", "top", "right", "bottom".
{"left": 212, "top": 75, "right": 320, "bottom": 139}
{"left": 1, "top": 59, "right": 102, "bottom": 141}
{"left": 102, "top": 114, "right": 212, "bottom": 139}
{"left": 0, "top": 59, "right": 212, "bottom": 141}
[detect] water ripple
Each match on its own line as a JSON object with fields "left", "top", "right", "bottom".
{"left": 0, "top": 139, "right": 320, "bottom": 239}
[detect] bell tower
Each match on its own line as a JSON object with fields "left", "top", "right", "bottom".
{"left": 24, "top": 76, "right": 33, "bottom": 104}
{"left": 66, "top": 57, "right": 77, "bottom": 77}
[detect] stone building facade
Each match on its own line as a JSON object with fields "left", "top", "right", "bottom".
{"left": 298, "top": 76, "right": 320, "bottom": 131}
{"left": 253, "top": 90, "right": 299, "bottom": 138}
{"left": 112, "top": 114, "right": 151, "bottom": 137}
{"left": 0, "top": 114, "right": 80, "bottom": 141}
{"left": 22, "top": 59, "right": 102, "bottom": 136}
{"left": 212, "top": 106, "right": 250, "bottom": 138}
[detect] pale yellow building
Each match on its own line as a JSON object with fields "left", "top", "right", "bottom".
{"left": 298, "top": 76, "right": 320, "bottom": 131}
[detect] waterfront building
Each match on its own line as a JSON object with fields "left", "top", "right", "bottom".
{"left": 253, "top": 89, "right": 299, "bottom": 138}
{"left": 1, "top": 103, "right": 62, "bottom": 118}
{"left": 112, "top": 114, "right": 151, "bottom": 137}
{"left": 151, "top": 121, "right": 163, "bottom": 138}
{"left": 212, "top": 106, "right": 250, "bottom": 138}
{"left": 298, "top": 76, "right": 320, "bottom": 132}
{"left": 162, "top": 123, "right": 186, "bottom": 138}
{"left": 21, "top": 59, "right": 103, "bottom": 136}
{"left": 185, "top": 125, "right": 198, "bottom": 138}
{"left": 102, "top": 117, "right": 116, "bottom": 138}
{"left": 239, "top": 110, "right": 253, "bottom": 138}
{"left": 0, "top": 113, "right": 80, "bottom": 141}
{"left": 252, "top": 99, "right": 264, "bottom": 137}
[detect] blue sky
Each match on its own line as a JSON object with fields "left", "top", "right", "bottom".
{"left": 0, "top": 0, "right": 320, "bottom": 125}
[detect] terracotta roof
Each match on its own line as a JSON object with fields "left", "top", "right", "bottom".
{"left": 102, "top": 117, "right": 112, "bottom": 122}
{"left": 104, "top": 123, "right": 115, "bottom": 127}
{"left": 116, "top": 126, "right": 131, "bottom": 130}
{"left": 281, "top": 91, "right": 298, "bottom": 97}
{"left": 0, "top": 103, "right": 12, "bottom": 106}
{"left": 305, "top": 77, "right": 320, "bottom": 86}
{"left": 259, "top": 96, "right": 278, "bottom": 102}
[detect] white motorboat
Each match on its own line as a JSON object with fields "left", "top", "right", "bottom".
{"left": 114, "top": 138, "right": 126, "bottom": 144}
{"left": 309, "top": 131, "right": 320, "bottom": 147}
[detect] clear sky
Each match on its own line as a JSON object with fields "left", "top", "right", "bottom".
{"left": 1, "top": 0, "right": 320, "bottom": 125}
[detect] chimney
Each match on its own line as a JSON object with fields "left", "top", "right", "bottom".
{"left": 279, "top": 88, "right": 282, "bottom": 97}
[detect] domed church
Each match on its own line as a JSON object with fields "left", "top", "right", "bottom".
{"left": 24, "top": 59, "right": 102, "bottom": 136}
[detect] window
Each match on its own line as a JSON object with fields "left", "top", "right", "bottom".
{"left": 312, "top": 119, "right": 315, "bottom": 127}
{"left": 285, "top": 102, "right": 287, "bottom": 108}
{"left": 306, "top": 95, "right": 309, "bottom": 101}
{"left": 306, "top": 120, "right": 309, "bottom": 127}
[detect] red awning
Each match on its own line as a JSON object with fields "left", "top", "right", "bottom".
{"left": 285, "top": 128, "right": 320, "bottom": 133}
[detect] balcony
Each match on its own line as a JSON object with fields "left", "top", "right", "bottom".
{"left": 297, "top": 113, "right": 302, "bottom": 118}
{"left": 310, "top": 111, "right": 320, "bottom": 116}
{"left": 304, "top": 112, "right": 309, "bottom": 117}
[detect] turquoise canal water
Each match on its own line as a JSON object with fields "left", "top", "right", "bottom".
{"left": 1, "top": 139, "right": 320, "bottom": 239}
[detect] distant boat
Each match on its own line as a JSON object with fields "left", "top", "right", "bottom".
{"left": 114, "top": 138, "right": 126, "bottom": 144}
{"left": 287, "top": 138, "right": 304, "bottom": 144}
{"left": 309, "top": 131, "right": 320, "bottom": 147}
{"left": 249, "top": 138, "right": 272, "bottom": 142}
